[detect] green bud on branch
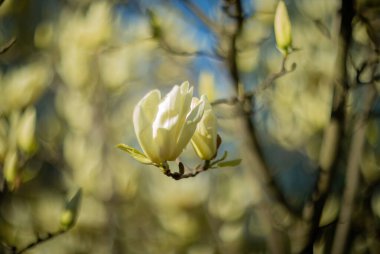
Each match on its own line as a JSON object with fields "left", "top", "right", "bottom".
{"left": 60, "top": 189, "right": 82, "bottom": 230}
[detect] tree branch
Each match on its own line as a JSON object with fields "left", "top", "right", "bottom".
{"left": 301, "top": 0, "right": 355, "bottom": 252}
{"left": 161, "top": 160, "right": 211, "bottom": 180}
{"left": 0, "top": 38, "right": 16, "bottom": 55}
{"left": 331, "top": 84, "right": 377, "bottom": 254}
{"left": 227, "top": 0, "right": 300, "bottom": 218}
{"left": 223, "top": 1, "right": 299, "bottom": 253}
{"left": 12, "top": 229, "right": 67, "bottom": 254}
{"left": 182, "top": 0, "right": 224, "bottom": 37}
{"left": 211, "top": 56, "right": 296, "bottom": 107}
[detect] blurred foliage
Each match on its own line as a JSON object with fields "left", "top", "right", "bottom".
{"left": 0, "top": 0, "right": 379, "bottom": 253}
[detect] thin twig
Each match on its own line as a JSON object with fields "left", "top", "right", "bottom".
{"left": 211, "top": 56, "right": 296, "bottom": 107}
{"left": 13, "top": 229, "right": 66, "bottom": 254}
{"left": 0, "top": 38, "right": 16, "bottom": 55}
{"left": 159, "top": 39, "right": 224, "bottom": 61}
{"left": 349, "top": 53, "right": 379, "bottom": 86}
{"left": 145, "top": 7, "right": 224, "bottom": 61}
{"left": 182, "top": 0, "right": 224, "bottom": 37}
{"left": 162, "top": 160, "right": 210, "bottom": 180}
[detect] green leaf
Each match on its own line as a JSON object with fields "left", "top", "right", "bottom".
{"left": 219, "top": 151, "right": 228, "bottom": 161}
{"left": 117, "top": 144, "right": 152, "bottom": 164}
{"left": 217, "top": 159, "right": 241, "bottom": 168}
{"left": 210, "top": 151, "right": 228, "bottom": 167}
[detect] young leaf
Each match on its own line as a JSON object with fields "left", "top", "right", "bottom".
{"left": 217, "top": 159, "right": 241, "bottom": 168}
{"left": 117, "top": 144, "right": 152, "bottom": 164}
{"left": 210, "top": 151, "right": 228, "bottom": 167}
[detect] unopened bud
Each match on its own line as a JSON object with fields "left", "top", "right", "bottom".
{"left": 17, "top": 107, "right": 37, "bottom": 154}
{"left": 4, "top": 151, "right": 19, "bottom": 190}
{"left": 274, "top": 1, "right": 292, "bottom": 55}
{"left": 60, "top": 189, "right": 82, "bottom": 230}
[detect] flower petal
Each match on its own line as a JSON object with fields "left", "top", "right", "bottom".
{"left": 152, "top": 85, "right": 180, "bottom": 137}
{"left": 175, "top": 96, "right": 205, "bottom": 157}
{"left": 133, "top": 89, "right": 161, "bottom": 163}
{"left": 153, "top": 127, "right": 174, "bottom": 161}
{"left": 191, "top": 106, "right": 218, "bottom": 160}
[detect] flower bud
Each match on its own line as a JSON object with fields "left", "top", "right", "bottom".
{"left": 0, "top": 120, "right": 7, "bottom": 161}
{"left": 17, "top": 107, "right": 37, "bottom": 154}
{"left": 4, "top": 150, "right": 19, "bottom": 190}
{"left": 60, "top": 189, "right": 82, "bottom": 230}
{"left": 191, "top": 96, "right": 218, "bottom": 160}
{"left": 274, "top": 1, "right": 292, "bottom": 55}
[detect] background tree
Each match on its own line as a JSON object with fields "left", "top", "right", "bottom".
{"left": 0, "top": 0, "right": 379, "bottom": 253}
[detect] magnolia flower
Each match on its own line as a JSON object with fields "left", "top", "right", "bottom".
{"left": 274, "top": 1, "right": 292, "bottom": 55}
{"left": 133, "top": 81, "right": 205, "bottom": 164}
{"left": 191, "top": 96, "right": 217, "bottom": 160}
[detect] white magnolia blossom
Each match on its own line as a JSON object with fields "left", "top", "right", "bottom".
{"left": 133, "top": 81, "right": 205, "bottom": 164}
{"left": 191, "top": 96, "right": 218, "bottom": 160}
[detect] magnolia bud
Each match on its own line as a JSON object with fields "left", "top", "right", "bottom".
{"left": 274, "top": 1, "right": 292, "bottom": 55}
{"left": 17, "top": 107, "right": 37, "bottom": 154}
{"left": 4, "top": 150, "right": 19, "bottom": 190}
{"left": 191, "top": 96, "right": 218, "bottom": 160}
{"left": 60, "top": 189, "right": 82, "bottom": 230}
{"left": 0, "top": 119, "right": 7, "bottom": 161}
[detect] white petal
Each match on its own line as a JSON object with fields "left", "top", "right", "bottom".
{"left": 191, "top": 96, "right": 218, "bottom": 160}
{"left": 191, "top": 132, "right": 214, "bottom": 160}
{"left": 175, "top": 97, "right": 205, "bottom": 156}
{"left": 180, "top": 81, "right": 190, "bottom": 92}
{"left": 133, "top": 90, "right": 161, "bottom": 163}
{"left": 153, "top": 127, "right": 175, "bottom": 161}
{"left": 152, "top": 83, "right": 193, "bottom": 141}
{"left": 191, "top": 108, "right": 218, "bottom": 160}
{"left": 152, "top": 85, "right": 180, "bottom": 137}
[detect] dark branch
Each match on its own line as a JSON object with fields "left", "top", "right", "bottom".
{"left": 331, "top": 80, "right": 377, "bottom": 254}
{"left": 182, "top": 0, "right": 223, "bottom": 37}
{"left": 301, "top": 0, "right": 355, "bottom": 252}
{"left": 211, "top": 56, "right": 296, "bottom": 107}
{"left": 162, "top": 160, "right": 211, "bottom": 180}
{"left": 13, "top": 229, "right": 67, "bottom": 254}
{"left": 159, "top": 39, "right": 224, "bottom": 61}
{"left": 0, "top": 38, "right": 16, "bottom": 55}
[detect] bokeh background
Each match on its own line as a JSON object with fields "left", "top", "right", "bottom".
{"left": 0, "top": 0, "right": 379, "bottom": 253}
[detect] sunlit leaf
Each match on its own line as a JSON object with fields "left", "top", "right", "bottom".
{"left": 219, "top": 151, "right": 228, "bottom": 161}
{"left": 217, "top": 159, "right": 241, "bottom": 168}
{"left": 117, "top": 144, "right": 152, "bottom": 164}
{"left": 210, "top": 151, "right": 228, "bottom": 167}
